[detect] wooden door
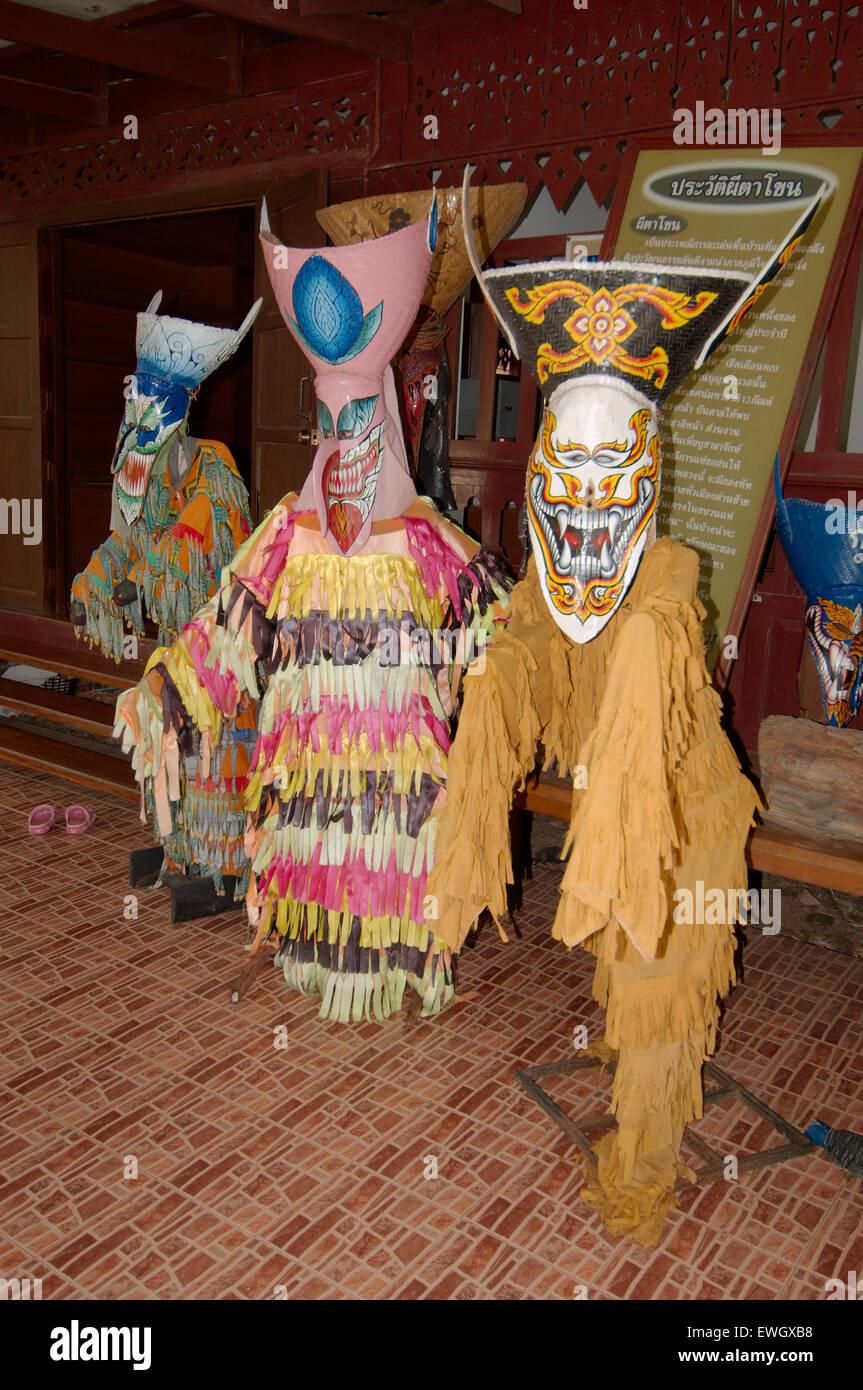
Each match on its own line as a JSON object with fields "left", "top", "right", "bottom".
{"left": 0, "top": 220, "right": 43, "bottom": 613}
{"left": 251, "top": 168, "right": 327, "bottom": 519}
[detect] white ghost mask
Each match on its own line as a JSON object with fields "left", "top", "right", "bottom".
{"left": 526, "top": 376, "right": 660, "bottom": 644}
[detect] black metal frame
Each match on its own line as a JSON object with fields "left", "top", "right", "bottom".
{"left": 514, "top": 1055, "right": 814, "bottom": 1186}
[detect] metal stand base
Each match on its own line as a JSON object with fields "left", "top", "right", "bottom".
{"left": 514, "top": 1055, "right": 814, "bottom": 1186}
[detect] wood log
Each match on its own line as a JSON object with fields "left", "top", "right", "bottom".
{"left": 758, "top": 715, "right": 863, "bottom": 845}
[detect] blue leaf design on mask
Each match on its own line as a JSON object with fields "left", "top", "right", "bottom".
{"left": 289, "top": 255, "right": 382, "bottom": 364}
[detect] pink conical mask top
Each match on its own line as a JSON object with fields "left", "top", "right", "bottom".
{"left": 259, "top": 196, "right": 437, "bottom": 555}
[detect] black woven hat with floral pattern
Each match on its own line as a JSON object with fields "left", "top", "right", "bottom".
{"left": 462, "top": 165, "right": 827, "bottom": 407}
{"left": 482, "top": 261, "right": 749, "bottom": 405}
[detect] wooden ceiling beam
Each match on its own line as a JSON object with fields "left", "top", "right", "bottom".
{"left": 0, "top": 0, "right": 231, "bottom": 94}
{"left": 174, "top": 0, "right": 412, "bottom": 63}
{"left": 297, "top": 0, "right": 431, "bottom": 13}
{"left": 411, "top": 0, "right": 518, "bottom": 25}
{"left": 243, "top": 37, "right": 370, "bottom": 93}
{"left": 0, "top": 73, "right": 104, "bottom": 124}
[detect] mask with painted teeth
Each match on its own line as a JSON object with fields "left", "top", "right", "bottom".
{"left": 774, "top": 456, "right": 863, "bottom": 728}
{"left": 313, "top": 376, "right": 389, "bottom": 554}
{"left": 109, "top": 291, "right": 261, "bottom": 529}
{"left": 527, "top": 377, "right": 660, "bottom": 644}
{"left": 321, "top": 421, "right": 385, "bottom": 553}
{"left": 111, "top": 373, "right": 191, "bottom": 527}
{"left": 804, "top": 599, "right": 863, "bottom": 728}
{"left": 258, "top": 197, "right": 436, "bottom": 558}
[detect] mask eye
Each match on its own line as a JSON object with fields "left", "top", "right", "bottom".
{"left": 592, "top": 445, "right": 631, "bottom": 467}
{"left": 556, "top": 443, "right": 629, "bottom": 469}
{"left": 317, "top": 401, "right": 335, "bottom": 438}
{"left": 337, "top": 394, "right": 378, "bottom": 439}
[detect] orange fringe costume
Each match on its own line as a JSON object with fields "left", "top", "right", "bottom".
{"left": 426, "top": 538, "right": 760, "bottom": 1245}
{"left": 71, "top": 439, "right": 251, "bottom": 664}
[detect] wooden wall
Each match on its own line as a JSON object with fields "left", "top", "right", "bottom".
{"left": 0, "top": 220, "right": 42, "bottom": 612}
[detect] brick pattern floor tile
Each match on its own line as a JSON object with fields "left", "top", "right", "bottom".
{"left": 1, "top": 764, "right": 861, "bottom": 1300}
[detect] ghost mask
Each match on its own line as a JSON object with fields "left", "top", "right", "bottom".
{"left": 460, "top": 165, "right": 828, "bottom": 644}
{"left": 774, "top": 455, "right": 863, "bottom": 727}
{"left": 112, "top": 372, "right": 192, "bottom": 527}
{"left": 527, "top": 377, "right": 660, "bottom": 642}
{"left": 805, "top": 599, "right": 863, "bottom": 726}
{"left": 111, "top": 290, "right": 262, "bottom": 529}
{"left": 313, "top": 376, "right": 386, "bottom": 552}
{"left": 259, "top": 197, "right": 436, "bottom": 557}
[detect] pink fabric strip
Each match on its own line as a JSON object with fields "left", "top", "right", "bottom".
{"left": 257, "top": 693, "right": 451, "bottom": 762}
{"left": 185, "top": 621, "right": 239, "bottom": 715}
{"left": 260, "top": 846, "right": 429, "bottom": 920}
{"left": 255, "top": 510, "right": 298, "bottom": 596}
{"left": 403, "top": 516, "right": 471, "bottom": 621}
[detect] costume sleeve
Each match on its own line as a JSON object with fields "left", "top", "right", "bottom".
{"left": 425, "top": 560, "right": 559, "bottom": 952}
{"left": 114, "top": 499, "right": 296, "bottom": 836}
{"left": 70, "top": 530, "right": 144, "bottom": 663}
{"left": 136, "top": 443, "right": 253, "bottom": 641}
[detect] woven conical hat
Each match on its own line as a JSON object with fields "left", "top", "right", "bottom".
{"left": 316, "top": 183, "right": 527, "bottom": 317}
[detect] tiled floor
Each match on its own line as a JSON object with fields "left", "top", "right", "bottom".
{"left": 1, "top": 762, "right": 861, "bottom": 1300}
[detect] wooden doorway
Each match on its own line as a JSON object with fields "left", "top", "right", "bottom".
{"left": 39, "top": 167, "right": 328, "bottom": 619}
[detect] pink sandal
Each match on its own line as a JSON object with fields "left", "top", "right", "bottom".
{"left": 28, "top": 804, "right": 57, "bottom": 835}
{"left": 65, "top": 805, "right": 96, "bottom": 835}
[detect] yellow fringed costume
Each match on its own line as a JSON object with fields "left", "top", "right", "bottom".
{"left": 426, "top": 539, "right": 760, "bottom": 1245}
{"left": 442, "top": 165, "right": 822, "bottom": 1243}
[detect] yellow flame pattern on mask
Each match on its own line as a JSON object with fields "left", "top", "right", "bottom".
{"left": 529, "top": 406, "right": 660, "bottom": 622}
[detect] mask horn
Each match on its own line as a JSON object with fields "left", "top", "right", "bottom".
{"left": 774, "top": 452, "right": 794, "bottom": 546}
{"left": 144, "top": 291, "right": 162, "bottom": 314}
{"left": 461, "top": 164, "right": 520, "bottom": 357}
{"left": 696, "top": 181, "right": 830, "bottom": 368}
{"left": 428, "top": 188, "right": 438, "bottom": 253}
{"left": 234, "top": 297, "right": 264, "bottom": 344}
{"left": 260, "top": 196, "right": 277, "bottom": 242}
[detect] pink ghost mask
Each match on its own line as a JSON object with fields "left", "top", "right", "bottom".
{"left": 259, "top": 197, "right": 436, "bottom": 556}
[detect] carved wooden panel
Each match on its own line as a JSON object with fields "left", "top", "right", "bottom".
{"left": 0, "top": 88, "right": 370, "bottom": 216}
{"left": 1, "top": 1, "right": 861, "bottom": 221}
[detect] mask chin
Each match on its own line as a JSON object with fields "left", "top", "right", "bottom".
{"left": 526, "top": 377, "right": 661, "bottom": 644}
{"left": 316, "top": 420, "right": 385, "bottom": 556}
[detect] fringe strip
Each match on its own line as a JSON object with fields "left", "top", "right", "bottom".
{"left": 277, "top": 939, "right": 453, "bottom": 1023}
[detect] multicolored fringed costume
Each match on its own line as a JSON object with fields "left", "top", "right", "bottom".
{"left": 423, "top": 171, "right": 826, "bottom": 1241}
{"left": 116, "top": 194, "right": 513, "bottom": 1018}
{"left": 78, "top": 291, "right": 262, "bottom": 894}
{"left": 117, "top": 496, "right": 511, "bottom": 1018}
{"left": 72, "top": 437, "right": 251, "bottom": 662}
{"left": 71, "top": 291, "right": 261, "bottom": 662}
